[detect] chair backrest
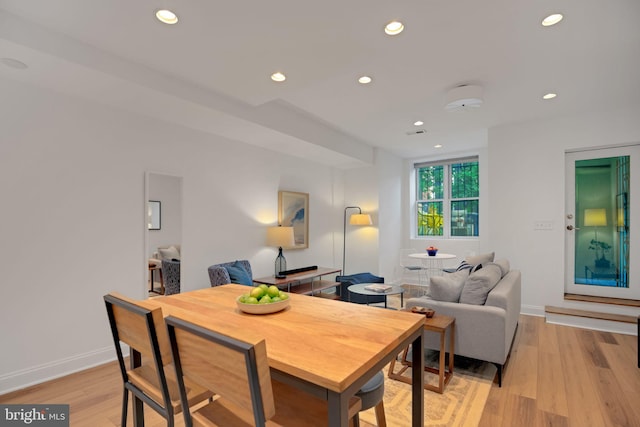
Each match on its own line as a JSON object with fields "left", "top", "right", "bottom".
{"left": 400, "top": 248, "right": 423, "bottom": 268}
{"left": 104, "top": 293, "right": 173, "bottom": 411}
{"left": 207, "top": 260, "right": 253, "bottom": 287}
{"left": 162, "top": 259, "right": 181, "bottom": 295}
{"left": 166, "top": 315, "right": 275, "bottom": 426}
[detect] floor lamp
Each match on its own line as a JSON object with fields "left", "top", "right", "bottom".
{"left": 343, "top": 206, "right": 372, "bottom": 275}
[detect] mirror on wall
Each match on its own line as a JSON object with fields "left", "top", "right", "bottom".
{"left": 148, "top": 200, "right": 161, "bottom": 230}
{"left": 145, "top": 172, "right": 183, "bottom": 298}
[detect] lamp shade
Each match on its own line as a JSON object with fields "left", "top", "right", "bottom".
{"left": 266, "top": 226, "right": 295, "bottom": 248}
{"left": 584, "top": 209, "right": 607, "bottom": 227}
{"left": 349, "top": 213, "right": 372, "bottom": 226}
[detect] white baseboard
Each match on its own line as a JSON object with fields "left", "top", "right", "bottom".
{"left": 521, "top": 304, "right": 546, "bottom": 317}
{"left": 0, "top": 346, "right": 118, "bottom": 395}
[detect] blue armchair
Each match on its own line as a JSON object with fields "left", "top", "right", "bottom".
{"left": 336, "top": 272, "right": 385, "bottom": 304}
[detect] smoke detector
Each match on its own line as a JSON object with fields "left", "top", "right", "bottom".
{"left": 444, "top": 85, "right": 483, "bottom": 112}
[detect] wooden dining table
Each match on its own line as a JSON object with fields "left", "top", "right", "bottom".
{"left": 138, "top": 284, "right": 425, "bottom": 426}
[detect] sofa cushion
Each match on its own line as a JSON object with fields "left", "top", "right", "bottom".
{"left": 459, "top": 262, "right": 502, "bottom": 305}
{"left": 224, "top": 261, "right": 253, "bottom": 286}
{"left": 464, "top": 252, "right": 495, "bottom": 266}
{"left": 493, "top": 258, "right": 510, "bottom": 277}
{"left": 429, "top": 269, "right": 469, "bottom": 302}
{"left": 158, "top": 245, "right": 180, "bottom": 261}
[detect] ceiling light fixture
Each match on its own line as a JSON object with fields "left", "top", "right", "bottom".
{"left": 271, "top": 72, "right": 286, "bottom": 82}
{"left": 1, "top": 58, "right": 28, "bottom": 69}
{"left": 413, "top": 120, "right": 424, "bottom": 126}
{"left": 543, "top": 93, "right": 557, "bottom": 100}
{"left": 434, "top": 144, "right": 443, "bottom": 149}
{"left": 358, "top": 76, "right": 372, "bottom": 84}
{"left": 156, "top": 9, "right": 178, "bottom": 24}
{"left": 384, "top": 21, "right": 404, "bottom": 35}
{"left": 444, "top": 84, "right": 484, "bottom": 112}
{"left": 542, "top": 13, "right": 563, "bottom": 27}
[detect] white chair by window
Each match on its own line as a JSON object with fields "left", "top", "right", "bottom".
{"left": 398, "top": 249, "right": 428, "bottom": 297}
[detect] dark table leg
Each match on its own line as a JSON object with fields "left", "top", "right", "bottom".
{"left": 411, "top": 333, "right": 424, "bottom": 426}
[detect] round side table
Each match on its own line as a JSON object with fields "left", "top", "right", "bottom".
{"left": 347, "top": 284, "right": 405, "bottom": 309}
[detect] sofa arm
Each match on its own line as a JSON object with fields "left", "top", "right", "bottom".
{"left": 406, "top": 297, "right": 509, "bottom": 365}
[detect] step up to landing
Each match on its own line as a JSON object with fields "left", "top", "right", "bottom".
{"left": 545, "top": 306, "right": 638, "bottom": 324}
{"left": 564, "top": 293, "right": 640, "bottom": 308}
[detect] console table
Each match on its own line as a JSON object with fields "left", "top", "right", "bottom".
{"left": 253, "top": 266, "right": 342, "bottom": 298}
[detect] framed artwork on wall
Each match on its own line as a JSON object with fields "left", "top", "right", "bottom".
{"left": 278, "top": 191, "right": 309, "bottom": 249}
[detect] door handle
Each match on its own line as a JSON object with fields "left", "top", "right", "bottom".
{"left": 566, "top": 225, "right": 580, "bottom": 231}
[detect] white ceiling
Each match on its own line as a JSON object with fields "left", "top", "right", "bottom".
{"left": 1, "top": 0, "right": 639, "bottom": 167}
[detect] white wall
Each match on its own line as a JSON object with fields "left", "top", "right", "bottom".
{"left": 0, "top": 78, "right": 355, "bottom": 393}
{"left": 488, "top": 106, "right": 640, "bottom": 325}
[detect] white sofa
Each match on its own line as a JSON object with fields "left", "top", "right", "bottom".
{"left": 406, "top": 258, "right": 521, "bottom": 386}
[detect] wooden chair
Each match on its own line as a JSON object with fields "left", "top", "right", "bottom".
{"left": 103, "top": 293, "right": 213, "bottom": 426}
{"left": 166, "top": 315, "right": 362, "bottom": 426}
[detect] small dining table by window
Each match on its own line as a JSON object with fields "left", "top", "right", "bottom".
{"left": 139, "top": 284, "right": 425, "bottom": 426}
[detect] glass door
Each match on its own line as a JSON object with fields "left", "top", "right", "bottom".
{"left": 565, "top": 145, "right": 638, "bottom": 299}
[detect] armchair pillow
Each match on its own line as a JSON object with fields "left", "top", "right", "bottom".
{"left": 224, "top": 261, "right": 253, "bottom": 286}
{"left": 158, "top": 245, "right": 181, "bottom": 261}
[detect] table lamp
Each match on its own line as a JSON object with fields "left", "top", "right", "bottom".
{"left": 343, "top": 206, "right": 373, "bottom": 274}
{"left": 266, "top": 226, "right": 295, "bottom": 278}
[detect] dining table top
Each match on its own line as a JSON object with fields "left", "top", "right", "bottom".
{"left": 139, "top": 284, "right": 425, "bottom": 395}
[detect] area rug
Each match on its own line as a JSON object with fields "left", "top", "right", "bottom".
{"left": 359, "top": 351, "right": 496, "bottom": 427}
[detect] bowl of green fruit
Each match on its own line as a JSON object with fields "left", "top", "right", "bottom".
{"left": 236, "top": 284, "right": 290, "bottom": 314}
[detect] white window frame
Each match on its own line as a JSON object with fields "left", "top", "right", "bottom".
{"left": 413, "top": 156, "right": 479, "bottom": 239}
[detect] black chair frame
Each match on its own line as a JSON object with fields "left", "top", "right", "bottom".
{"left": 104, "top": 294, "right": 174, "bottom": 426}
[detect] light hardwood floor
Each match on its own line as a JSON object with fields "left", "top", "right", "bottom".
{"left": 1, "top": 314, "right": 638, "bottom": 426}
{"left": 479, "top": 315, "right": 640, "bottom": 427}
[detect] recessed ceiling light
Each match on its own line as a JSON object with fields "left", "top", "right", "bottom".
{"left": 1, "top": 58, "right": 28, "bottom": 69}
{"left": 156, "top": 9, "right": 178, "bottom": 25}
{"left": 271, "top": 72, "right": 286, "bottom": 82}
{"left": 358, "top": 76, "right": 372, "bottom": 84}
{"left": 542, "top": 13, "right": 563, "bottom": 27}
{"left": 543, "top": 93, "right": 557, "bottom": 100}
{"left": 413, "top": 120, "right": 424, "bottom": 126}
{"left": 434, "top": 144, "right": 443, "bottom": 149}
{"left": 384, "top": 21, "right": 404, "bottom": 35}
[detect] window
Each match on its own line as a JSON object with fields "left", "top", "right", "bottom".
{"left": 415, "top": 157, "right": 479, "bottom": 238}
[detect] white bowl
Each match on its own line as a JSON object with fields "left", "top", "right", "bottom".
{"left": 236, "top": 296, "right": 290, "bottom": 315}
